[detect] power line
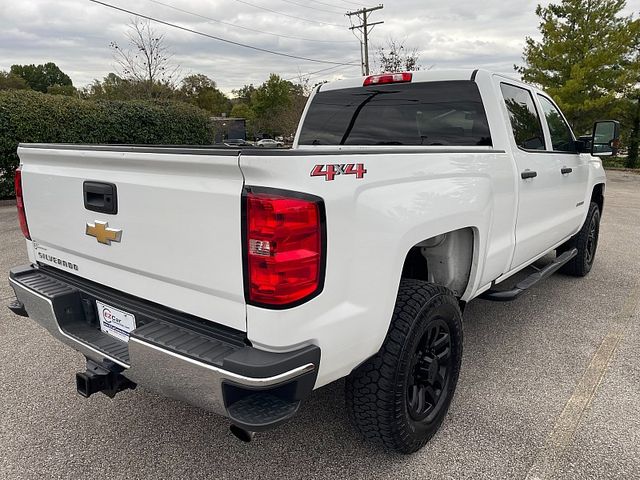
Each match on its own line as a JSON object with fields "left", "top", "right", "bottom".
{"left": 285, "top": 62, "right": 358, "bottom": 81}
{"left": 146, "top": 0, "right": 352, "bottom": 44}
{"left": 347, "top": 4, "right": 384, "bottom": 75}
{"left": 336, "top": 0, "right": 367, "bottom": 7}
{"left": 306, "top": 64, "right": 360, "bottom": 80}
{"left": 88, "top": 0, "right": 358, "bottom": 66}
{"left": 314, "top": 0, "right": 358, "bottom": 9}
{"left": 232, "top": 0, "right": 345, "bottom": 27}
{"left": 278, "top": 0, "right": 344, "bottom": 15}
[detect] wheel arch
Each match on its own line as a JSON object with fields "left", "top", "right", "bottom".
{"left": 400, "top": 227, "right": 477, "bottom": 299}
{"left": 591, "top": 183, "right": 605, "bottom": 213}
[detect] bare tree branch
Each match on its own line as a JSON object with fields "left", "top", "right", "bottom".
{"left": 374, "top": 38, "right": 423, "bottom": 73}
{"left": 110, "top": 18, "right": 180, "bottom": 98}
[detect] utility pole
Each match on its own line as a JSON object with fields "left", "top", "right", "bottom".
{"left": 347, "top": 5, "right": 384, "bottom": 76}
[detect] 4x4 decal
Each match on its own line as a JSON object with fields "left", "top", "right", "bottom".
{"left": 310, "top": 164, "right": 367, "bottom": 181}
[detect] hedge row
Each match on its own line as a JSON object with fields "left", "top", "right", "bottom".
{"left": 0, "top": 90, "right": 215, "bottom": 197}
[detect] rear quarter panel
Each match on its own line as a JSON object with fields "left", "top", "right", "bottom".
{"left": 240, "top": 148, "right": 516, "bottom": 387}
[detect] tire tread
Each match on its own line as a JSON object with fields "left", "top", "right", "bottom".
{"left": 345, "top": 279, "right": 463, "bottom": 453}
{"left": 560, "top": 202, "right": 600, "bottom": 277}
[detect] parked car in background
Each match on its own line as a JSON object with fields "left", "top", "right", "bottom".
{"left": 224, "top": 139, "right": 254, "bottom": 147}
{"left": 256, "top": 139, "right": 284, "bottom": 148}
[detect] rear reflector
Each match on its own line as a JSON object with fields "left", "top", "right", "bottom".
{"left": 244, "top": 188, "right": 325, "bottom": 308}
{"left": 363, "top": 72, "right": 413, "bottom": 86}
{"left": 14, "top": 167, "right": 30, "bottom": 240}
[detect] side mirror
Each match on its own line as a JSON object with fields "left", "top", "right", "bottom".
{"left": 591, "top": 120, "right": 620, "bottom": 157}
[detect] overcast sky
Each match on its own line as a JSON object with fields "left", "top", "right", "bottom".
{"left": 0, "top": 0, "right": 637, "bottom": 94}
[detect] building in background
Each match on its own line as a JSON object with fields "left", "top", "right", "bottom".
{"left": 211, "top": 115, "right": 247, "bottom": 143}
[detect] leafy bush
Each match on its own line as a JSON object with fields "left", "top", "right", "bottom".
{"left": 0, "top": 90, "right": 214, "bottom": 197}
{"left": 602, "top": 156, "right": 639, "bottom": 170}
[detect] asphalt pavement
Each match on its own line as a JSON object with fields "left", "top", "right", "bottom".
{"left": 1, "top": 170, "right": 639, "bottom": 480}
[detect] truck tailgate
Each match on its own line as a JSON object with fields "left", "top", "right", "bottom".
{"left": 17, "top": 145, "right": 247, "bottom": 331}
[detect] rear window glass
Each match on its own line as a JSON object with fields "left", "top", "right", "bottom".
{"left": 298, "top": 81, "right": 492, "bottom": 147}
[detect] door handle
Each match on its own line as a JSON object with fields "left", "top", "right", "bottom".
{"left": 83, "top": 181, "right": 118, "bottom": 215}
{"left": 521, "top": 170, "right": 538, "bottom": 180}
{"left": 561, "top": 167, "right": 573, "bottom": 175}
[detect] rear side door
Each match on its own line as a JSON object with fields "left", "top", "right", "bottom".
{"left": 499, "top": 82, "right": 576, "bottom": 269}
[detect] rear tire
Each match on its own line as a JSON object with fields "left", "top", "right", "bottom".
{"left": 345, "top": 280, "right": 463, "bottom": 454}
{"left": 559, "top": 202, "right": 601, "bottom": 277}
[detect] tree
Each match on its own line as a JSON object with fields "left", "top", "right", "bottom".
{"left": 623, "top": 94, "right": 640, "bottom": 168}
{"left": 375, "top": 39, "right": 421, "bottom": 73}
{"left": 179, "top": 74, "right": 231, "bottom": 116}
{"left": 81, "top": 72, "right": 174, "bottom": 100}
{"left": 251, "top": 74, "right": 307, "bottom": 137}
{"left": 621, "top": 45, "right": 640, "bottom": 168}
{"left": 110, "top": 18, "right": 180, "bottom": 98}
{"left": 232, "top": 84, "right": 257, "bottom": 105}
{"left": 47, "top": 84, "right": 77, "bottom": 97}
{"left": 10, "top": 62, "right": 73, "bottom": 93}
{"left": 516, "top": 0, "right": 640, "bottom": 137}
{"left": 0, "top": 71, "right": 28, "bottom": 90}
{"left": 83, "top": 73, "right": 130, "bottom": 99}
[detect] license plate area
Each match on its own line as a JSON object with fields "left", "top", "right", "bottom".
{"left": 96, "top": 300, "right": 137, "bottom": 342}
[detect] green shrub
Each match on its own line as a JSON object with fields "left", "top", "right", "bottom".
{"left": 0, "top": 90, "right": 214, "bottom": 197}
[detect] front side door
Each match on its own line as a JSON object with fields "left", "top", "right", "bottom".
{"left": 499, "top": 82, "right": 576, "bottom": 270}
{"left": 536, "top": 94, "right": 589, "bottom": 236}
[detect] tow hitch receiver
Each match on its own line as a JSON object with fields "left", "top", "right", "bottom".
{"left": 76, "top": 359, "right": 136, "bottom": 398}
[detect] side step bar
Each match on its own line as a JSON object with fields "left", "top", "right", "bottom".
{"left": 480, "top": 248, "right": 578, "bottom": 302}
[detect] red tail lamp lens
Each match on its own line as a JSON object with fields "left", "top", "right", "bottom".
{"left": 245, "top": 190, "right": 324, "bottom": 307}
{"left": 14, "top": 167, "right": 30, "bottom": 240}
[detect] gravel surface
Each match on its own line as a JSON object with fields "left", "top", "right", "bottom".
{"left": 1, "top": 170, "right": 639, "bottom": 479}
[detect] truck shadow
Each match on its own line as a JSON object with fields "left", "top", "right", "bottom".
{"left": 3, "top": 264, "right": 601, "bottom": 479}
{"left": 116, "top": 284, "right": 553, "bottom": 479}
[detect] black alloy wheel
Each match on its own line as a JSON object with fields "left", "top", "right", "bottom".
{"left": 346, "top": 280, "right": 463, "bottom": 453}
{"left": 407, "top": 319, "right": 452, "bottom": 422}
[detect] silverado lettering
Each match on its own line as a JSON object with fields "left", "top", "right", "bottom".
{"left": 37, "top": 252, "right": 79, "bottom": 271}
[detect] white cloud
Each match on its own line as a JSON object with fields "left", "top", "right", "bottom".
{"left": 0, "top": 0, "right": 636, "bottom": 93}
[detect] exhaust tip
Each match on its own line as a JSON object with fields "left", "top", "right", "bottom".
{"left": 230, "top": 425, "right": 255, "bottom": 443}
{"left": 7, "top": 299, "right": 28, "bottom": 318}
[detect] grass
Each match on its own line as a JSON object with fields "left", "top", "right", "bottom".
{"left": 602, "top": 156, "right": 639, "bottom": 171}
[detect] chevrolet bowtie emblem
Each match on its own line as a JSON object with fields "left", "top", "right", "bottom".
{"left": 86, "top": 221, "right": 122, "bottom": 245}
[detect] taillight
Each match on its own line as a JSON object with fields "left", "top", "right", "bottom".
{"left": 244, "top": 188, "right": 325, "bottom": 308}
{"left": 363, "top": 72, "right": 413, "bottom": 86}
{"left": 14, "top": 167, "right": 30, "bottom": 240}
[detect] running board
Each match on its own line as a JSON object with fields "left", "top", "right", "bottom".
{"left": 480, "top": 248, "right": 578, "bottom": 302}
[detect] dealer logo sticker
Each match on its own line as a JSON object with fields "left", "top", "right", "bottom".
{"left": 96, "top": 301, "right": 136, "bottom": 342}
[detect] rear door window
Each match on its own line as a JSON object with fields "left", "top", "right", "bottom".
{"left": 537, "top": 95, "right": 576, "bottom": 152}
{"left": 298, "top": 81, "right": 492, "bottom": 147}
{"left": 500, "top": 83, "right": 546, "bottom": 151}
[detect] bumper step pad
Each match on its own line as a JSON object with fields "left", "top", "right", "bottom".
{"left": 131, "top": 320, "right": 240, "bottom": 368}
{"left": 227, "top": 393, "right": 300, "bottom": 430}
{"left": 9, "top": 265, "right": 247, "bottom": 367}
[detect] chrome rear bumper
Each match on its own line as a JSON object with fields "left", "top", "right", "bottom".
{"left": 9, "top": 265, "right": 319, "bottom": 431}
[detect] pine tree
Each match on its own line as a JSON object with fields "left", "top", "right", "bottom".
{"left": 516, "top": 0, "right": 640, "bottom": 138}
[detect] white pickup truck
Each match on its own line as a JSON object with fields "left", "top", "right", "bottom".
{"left": 8, "top": 69, "right": 619, "bottom": 453}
